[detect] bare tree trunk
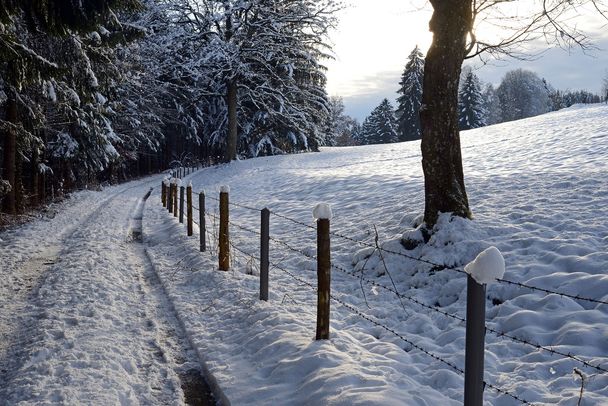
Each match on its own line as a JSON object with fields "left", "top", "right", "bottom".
{"left": 420, "top": 0, "right": 472, "bottom": 227}
{"left": 2, "top": 92, "right": 17, "bottom": 214}
{"left": 224, "top": 79, "right": 238, "bottom": 162}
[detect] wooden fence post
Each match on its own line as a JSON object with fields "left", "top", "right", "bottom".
{"left": 168, "top": 182, "right": 174, "bottom": 213}
{"left": 218, "top": 186, "right": 230, "bottom": 271}
{"left": 161, "top": 181, "right": 166, "bottom": 207}
{"left": 179, "top": 186, "right": 185, "bottom": 223}
{"left": 464, "top": 275, "right": 487, "bottom": 406}
{"left": 199, "top": 191, "right": 206, "bottom": 252}
{"left": 187, "top": 184, "right": 193, "bottom": 236}
{"left": 173, "top": 182, "right": 178, "bottom": 217}
{"left": 314, "top": 203, "right": 332, "bottom": 340}
{"left": 260, "top": 208, "right": 270, "bottom": 301}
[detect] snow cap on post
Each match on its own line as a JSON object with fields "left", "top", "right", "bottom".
{"left": 220, "top": 185, "right": 230, "bottom": 194}
{"left": 313, "top": 203, "right": 333, "bottom": 221}
{"left": 163, "top": 177, "right": 170, "bottom": 186}
{"left": 464, "top": 246, "right": 505, "bottom": 285}
{"left": 175, "top": 178, "right": 182, "bottom": 187}
{"left": 188, "top": 180, "right": 193, "bottom": 188}
{"left": 171, "top": 177, "right": 177, "bottom": 185}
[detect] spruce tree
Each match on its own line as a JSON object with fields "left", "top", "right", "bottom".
{"left": 458, "top": 69, "right": 486, "bottom": 130}
{"left": 359, "top": 99, "right": 398, "bottom": 145}
{"left": 395, "top": 46, "right": 424, "bottom": 141}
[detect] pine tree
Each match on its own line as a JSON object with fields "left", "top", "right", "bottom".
{"left": 395, "top": 46, "right": 424, "bottom": 141}
{"left": 359, "top": 99, "right": 398, "bottom": 145}
{"left": 458, "top": 69, "right": 486, "bottom": 130}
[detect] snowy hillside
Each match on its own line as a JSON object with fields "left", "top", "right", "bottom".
{"left": 144, "top": 104, "right": 608, "bottom": 404}
{"left": 1, "top": 104, "right": 607, "bottom": 405}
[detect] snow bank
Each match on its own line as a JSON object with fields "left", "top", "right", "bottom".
{"left": 464, "top": 246, "right": 505, "bottom": 285}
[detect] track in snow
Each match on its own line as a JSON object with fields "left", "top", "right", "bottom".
{"left": 0, "top": 178, "right": 216, "bottom": 405}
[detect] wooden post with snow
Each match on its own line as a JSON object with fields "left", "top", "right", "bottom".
{"left": 187, "top": 183, "right": 193, "bottom": 236}
{"left": 463, "top": 247, "right": 504, "bottom": 406}
{"left": 179, "top": 186, "right": 185, "bottom": 223}
{"left": 314, "top": 203, "right": 332, "bottom": 340}
{"left": 168, "top": 181, "right": 174, "bottom": 213}
{"left": 260, "top": 208, "right": 270, "bottom": 301}
{"left": 218, "top": 186, "right": 230, "bottom": 271}
{"left": 199, "top": 191, "right": 206, "bottom": 252}
{"left": 173, "top": 181, "right": 178, "bottom": 218}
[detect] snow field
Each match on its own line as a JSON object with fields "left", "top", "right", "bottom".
{"left": 144, "top": 104, "right": 608, "bottom": 405}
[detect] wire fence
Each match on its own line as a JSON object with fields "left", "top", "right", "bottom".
{"left": 158, "top": 179, "right": 608, "bottom": 405}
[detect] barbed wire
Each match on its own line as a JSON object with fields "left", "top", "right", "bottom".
{"left": 264, "top": 256, "right": 533, "bottom": 405}
{"left": 164, "top": 190, "right": 608, "bottom": 374}
{"left": 266, "top": 232, "right": 608, "bottom": 374}
{"left": 160, "top": 198, "right": 536, "bottom": 404}
{"left": 228, "top": 220, "right": 261, "bottom": 237}
{"left": 269, "top": 209, "right": 316, "bottom": 231}
{"left": 264, "top": 210, "right": 608, "bottom": 306}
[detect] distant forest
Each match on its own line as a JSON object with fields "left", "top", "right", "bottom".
{"left": 333, "top": 47, "right": 608, "bottom": 147}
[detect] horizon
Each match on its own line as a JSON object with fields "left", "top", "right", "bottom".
{"left": 326, "top": 1, "right": 608, "bottom": 121}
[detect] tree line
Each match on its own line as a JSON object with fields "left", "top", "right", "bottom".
{"left": 332, "top": 47, "right": 607, "bottom": 147}
{"left": 0, "top": 0, "right": 340, "bottom": 215}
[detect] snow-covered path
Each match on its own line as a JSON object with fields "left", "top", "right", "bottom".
{"left": 0, "top": 178, "right": 215, "bottom": 405}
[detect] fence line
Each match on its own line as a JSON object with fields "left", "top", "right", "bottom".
{"left": 168, "top": 184, "right": 608, "bottom": 371}
{"left": 159, "top": 180, "right": 608, "bottom": 404}
{"left": 228, "top": 242, "right": 532, "bottom": 405}
{"left": 260, "top": 234, "right": 608, "bottom": 374}
{"left": 196, "top": 195, "right": 608, "bottom": 307}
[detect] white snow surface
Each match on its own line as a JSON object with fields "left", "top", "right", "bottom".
{"left": 464, "top": 246, "right": 505, "bottom": 285}
{"left": 220, "top": 185, "right": 230, "bottom": 193}
{"left": 1, "top": 104, "right": 608, "bottom": 405}
{"left": 312, "top": 203, "right": 333, "bottom": 220}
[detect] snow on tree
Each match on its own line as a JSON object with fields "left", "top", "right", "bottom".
{"left": 0, "top": 0, "right": 140, "bottom": 214}
{"left": 327, "top": 97, "right": 360, "bottom": 146}
{"left": 359, "top": 99, "right": 398, "bottom": 145}
{"left": 458, "top": 68, "right": 486, "bottom": 130}
{"left": 482, "top": 83, "right": 502, "bottom": 125}
{"left": 395, "top": 46, "right": 424, "bottom": 142}
{"left": 497, "top": 69, "right": 551, "bottom": 123}
{"left": 183, "top": 0, "right": 340, "bottom": 161}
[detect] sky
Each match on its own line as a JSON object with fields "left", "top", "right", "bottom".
{"left": 325, "top": 1, "right": 608, "bottom": 121}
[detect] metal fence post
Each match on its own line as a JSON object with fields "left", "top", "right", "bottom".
{"left": 219, "top": 187, "right": 230, "bottom": 271}
{"left": 260, "top": 208, "right": 270, "bottom": 301}
{"left": 316, "top": 216, "right": 331, "bottom": 340}
{"left": 464, "top": 275, "right": 487, "bottom": 406}
{"left": 199, "top": 191, "right": 206, "bottom": 252}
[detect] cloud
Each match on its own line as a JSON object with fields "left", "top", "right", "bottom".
{"left": 332, "top": 71, "right": 402, "bottom": 121}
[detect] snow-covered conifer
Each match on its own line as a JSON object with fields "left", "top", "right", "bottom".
{"left": 395, "top": 46, "right": 424, "bottom": 141}
{"left": 359, "top": 99, "right": 398, "bottom": 145}
{"left": 458, "top": 69, "right": 486, "bottom": 130}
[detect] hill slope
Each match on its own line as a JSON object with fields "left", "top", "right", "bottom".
{"left": 144, "top": 104, "right": 608, "bottom": 404}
